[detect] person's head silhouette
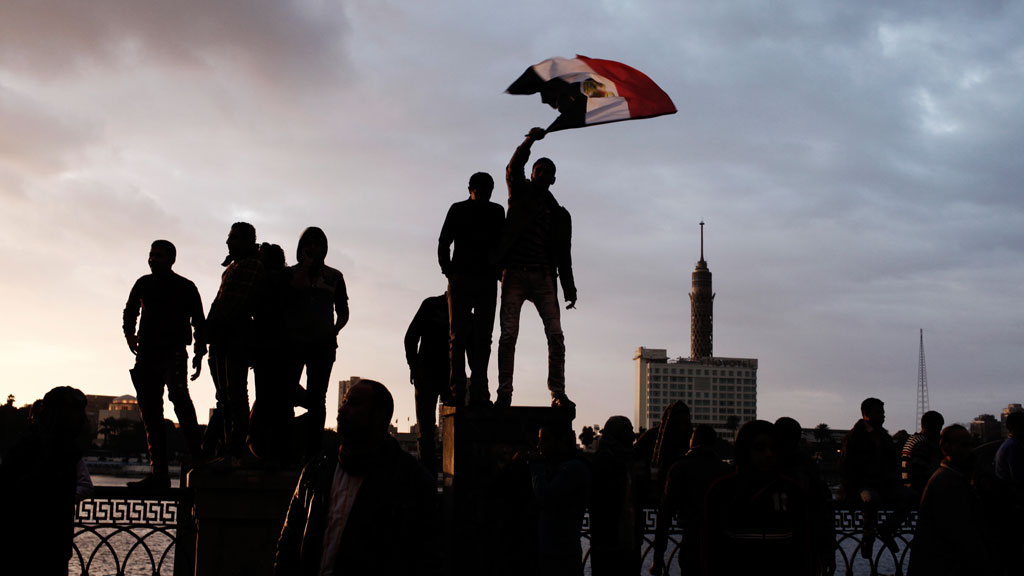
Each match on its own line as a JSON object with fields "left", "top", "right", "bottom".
{"left": 149, "top": 240, "right": 176, "bottom": 274}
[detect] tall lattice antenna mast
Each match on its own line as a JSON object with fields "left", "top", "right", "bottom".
{"left": 916, "top": 328, "right": 930, "bottom": 430}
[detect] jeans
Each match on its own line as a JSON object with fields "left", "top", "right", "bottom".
{"left": 285, "top": 342, "right": 336, "bottom": 461}
{"left": 414, "top": 372, "right": 445, "bottom": 472}
{"left": 497, "top": 267, "right": 565, "bottom": 398}
{"left": 206, "top": 344, "right": 251, "bottom": 458}
{"left": 448, "top": 273, "right": 497, "bottom": 404}
{"left": 132, "top": 347, "right": 202, "bottom": 476}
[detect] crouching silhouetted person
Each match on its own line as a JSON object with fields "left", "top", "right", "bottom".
{"left": 274, "top": 380, "right": 440, "bottom": 576}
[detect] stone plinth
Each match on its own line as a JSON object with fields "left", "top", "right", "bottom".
{"left": 441, "top": 405, "right": 573, "bottom": 576}
{"left": 188, "top": 468, "right": 300, "bottom": 576}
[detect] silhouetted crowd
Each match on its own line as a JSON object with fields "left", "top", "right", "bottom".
{"left": 118, "top": 222, "right": 349, "bottom": 490}
{"left": 2, "top": 126, "right": 1023, "bottom": 576}
{"left": 554, "top": 397, "right": 1022, "bottom": 576}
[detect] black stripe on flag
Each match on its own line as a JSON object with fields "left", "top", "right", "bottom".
{"left": 507, "top": 69, "right": 589, "bottom": 131}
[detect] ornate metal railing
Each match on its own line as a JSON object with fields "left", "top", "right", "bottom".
{"left": 581, "top": 508, "right": 916, "bottom": 576}
{"left": 73, "top": 491, "right": 912, "bottom": 576}
{"left": 832, "top": 509, "right": 915, "bottom": 576}
{"left": 71, "top": 487, "right": 193, "bottom": 576}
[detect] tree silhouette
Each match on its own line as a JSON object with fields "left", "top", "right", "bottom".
{"left": 579, "top": 426, "right": 596, "bottom": 450}
{"left": 99, "top": 417, "right": 146, "bottom": 456}
{"left": 814, "top": 423, "right": 832, "bottom": 446}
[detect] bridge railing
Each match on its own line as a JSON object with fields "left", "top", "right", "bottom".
{"left": 73, "top": 488, "right": 912, "bottom": 576}
{"left": 71, "top": 486, "right": 193, "bottom": 576}
{"left": 594, "top": 508, "right": 916, "bottom": 576}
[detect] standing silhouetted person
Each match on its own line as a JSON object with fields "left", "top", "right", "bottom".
{"left": 645, "top": 401, "right": 693, "bottom": 575}
{"left": 123, "top": 239, "right": 206, "bottom": 488}
{"left": 838, "top": 397, "right": 912, "bottom": 558}
{"left": 775, "top": 416, "right": 836, "bottom": 576}
{"left": 206, "top": 222, "right": 265, "bottom": 463}
{"left": 248, "top": 242, "right": 293, "bottom": 466}
{"left": 493, "top": 127, "right": 577, "bottom": 410}
{"left": 274, "top": 380, "right": 440, "bottom": 576}
{"left": 995, "top": 410, "right": 1024, "bottom": 493}
{"left": 994, "top": 410, "right": 1024, "bottom": 573}
{"left": 908, "top": 425, "right": 993, "bottom": 575}
{"left": 589, "top": 416, "right": 642, "bottom": 576}
{"left": 663, "top": 424, "right": 731, "bottom": 576}
{"left": 901, "top": 410, "right": 944, "bottom": 496}
{"left": 284, "top": 227, "right": 349, "bottom": 461}
{"left": 404, "top": 293, "right": 449, "bottom": 471}
{"left": 531, "top": 422, "right": 591, "bottom": 576}
{"left": 438, "top": 172, "right": 504, "bottom": 407}
{"left": 0, "top": 386, "right": 89, "bottom": 576}
{"left": 702, "top": 420, "right": 814, "bottom": 576}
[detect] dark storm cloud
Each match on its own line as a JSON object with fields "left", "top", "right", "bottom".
{"left": 0, "top": 1, "right": 349, "bottom": 85}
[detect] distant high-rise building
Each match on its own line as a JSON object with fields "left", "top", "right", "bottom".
{"left": 635, "top": 348, "right": 757, "bottom": 434}
{"left": 336, "top": 376, "right": 363, "bottom": 414}
{"left": 970, "top": 414, "right": 1002, "bottom": 443}
{"left": 635, "top": 223, "right": 758, "bottom": 435}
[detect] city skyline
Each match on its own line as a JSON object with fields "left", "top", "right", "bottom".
{"left": 2, "top": 2, "right": 1023, "bottom": 435}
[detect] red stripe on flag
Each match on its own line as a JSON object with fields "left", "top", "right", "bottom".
{"left": 576, "top": 55, "right": 676, "bottom": 120}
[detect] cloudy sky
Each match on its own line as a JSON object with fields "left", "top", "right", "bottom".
{"left": 2, "top": 1, "right": 1022, "bottom": 436}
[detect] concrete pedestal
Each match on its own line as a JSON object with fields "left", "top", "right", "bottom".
{"left": 188, "top": 468, "right": 300, "bottom": 576}
{"left": 441, "top": 405, "right": 573, "bottom": 576}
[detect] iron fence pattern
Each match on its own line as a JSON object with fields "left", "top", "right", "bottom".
{"left": 71, "top": 487, "right": 189, "bottom": 576}
{"left": 583, "top": 508, "right": 916, "bottom": 576}
{"left": 72, "top": 489, "right": 913, "bottom": 576}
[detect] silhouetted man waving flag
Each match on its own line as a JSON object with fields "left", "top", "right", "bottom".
{"left": 493, "top": 127, "right": 576, "bottom": 411}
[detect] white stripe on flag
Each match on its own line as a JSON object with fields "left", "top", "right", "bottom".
{"left": 531, "top": 57, "right": 594, "bottom": 82}
{"left": 585, "top": 97, "right": 631, "bottom": 124}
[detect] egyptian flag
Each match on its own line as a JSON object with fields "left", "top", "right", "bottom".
{"left": 506, "top": 55, "right": 676, "bottom": 132}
